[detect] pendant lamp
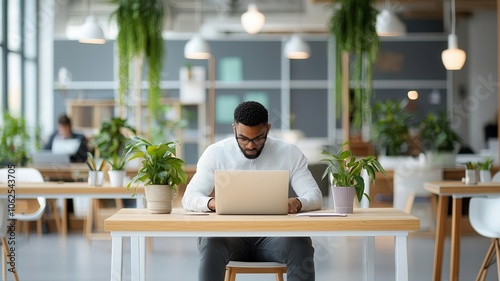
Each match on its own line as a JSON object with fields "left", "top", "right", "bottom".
{"left": 376, "top": 8, "right": 406, "bottom": 36}
{"left": 441, "top": 0, "right": 466, "bottom": 70}
{"left": 284, "top": 35, "right": 310, "bottom": 60}
{"left": 79, "top": 15, "right": 106, "bottom": 44}
{"left": 184, "top": 35, "right": 211, "bottom": 59}
{"left": 241, "top": 4, "right": 265, "bottom": 34}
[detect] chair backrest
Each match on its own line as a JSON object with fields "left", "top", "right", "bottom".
{"left": 469, "top": 197, "right": 500, "bottom": 238}
{"left": 0, "top": 199, "right": 9, "bottom": 235}
{"left": 0, "top": 167, "right": 47, "bottom": 221}
{"left": 393, "top": 166, "right": 443, "bottom": 210}
{"left": 0, "top": 167, "right": 44, "bottom": 183}
{"left": 491, "top": 171, "right": 500, "bottom": 182}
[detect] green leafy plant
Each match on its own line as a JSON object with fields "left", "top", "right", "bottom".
{"left": 371, "top": 99, "right": 412, "bottom": 156}
{"left": 328, "top": 0, "right": 379, "bottom": 132}
{"left": 111, "top": 0, "right": 165, "bottom": 120}
{"left": 107, "top": 154, "right": 126, "bottom": 171}
{"left": 419, "top": 112, "right": 461, "bottom": 152}
{"left": 86, "top": 152, "right": 106, "bottom": 171}
{"left": 0, "top": 112, "right": 30, "bottom": 165}
{"left": 93, "top": 117, "right": 136, "bottom": 160}
{"left": 476, "top": 157, "right": 493, "bottom": 170}
{"left": 124, "top": 137, "right": 187, "bottom": 195}
{"left": 465, "top": 161, "right": 477, "bottom": 170}
{"left": 321, "top": 140, "right": 386, "bottom": 202}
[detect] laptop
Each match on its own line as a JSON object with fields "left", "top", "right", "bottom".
{"left": 31, "top": 150, "right": 70, "bottom": 165}
{"left": 215, "top": 170, "right": 289, "bottom": 215}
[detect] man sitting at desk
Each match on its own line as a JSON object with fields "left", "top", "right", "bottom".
{"left": 182, "top": 101, "right": 323, "bottom": 281}
{"left": 44, "top": 114, "right": 88, "bottom": 163}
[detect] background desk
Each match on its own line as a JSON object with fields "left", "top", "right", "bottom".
{"left": 424, "top": 181, "right": 500, "bottom": 281}
{"left": 104, "top": 208, "right": 419, "bottom": 281}
{"left": 0, "top": 182, "right": 144, "bottom": 237}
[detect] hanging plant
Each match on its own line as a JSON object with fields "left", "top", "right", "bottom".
{"left": 328, "top": 0, "right": 379, "bottom": 133}
{"left": 111, "top": 0, "right": 165, "bottom": 121}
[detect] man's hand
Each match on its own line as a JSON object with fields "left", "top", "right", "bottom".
{"left": 288, "top": 197, "right": 302, "bottom": 214}
{"left": 207, "top": 198, "right": 216, "bottom": 212}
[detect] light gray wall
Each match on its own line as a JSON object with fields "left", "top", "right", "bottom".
{"left": 466, "top": 11, "right": 497, "bottom": 152}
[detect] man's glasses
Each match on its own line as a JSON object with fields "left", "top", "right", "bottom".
{"left": 235, "top": 135, "right": 267, "bottom": 146}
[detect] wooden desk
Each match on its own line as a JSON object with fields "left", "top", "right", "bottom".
{"left": 424, "top": 181, "right": 500, "bottom": 281}
{"left": 0, "top": 182, "right": 144, "bottom": 237}
{"left": 105, "top": 208, "right": 419, "bottom": 281}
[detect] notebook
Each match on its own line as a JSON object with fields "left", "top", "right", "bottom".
{"left": 214, "top": 170, "right": 289, "bottom": 215}
{"left": 31, "top": 150, "right": 70, "bottom": 165}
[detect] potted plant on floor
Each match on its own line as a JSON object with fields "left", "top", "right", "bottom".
{"left": 321, "top": 140, "right": 386, "bottom": 213}
{"left": 125, "top": 137, "right": 187, "bottom": 214}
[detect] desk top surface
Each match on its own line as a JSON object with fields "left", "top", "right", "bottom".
{"left": 104, "top": 208, "right": 420, "bottom": 233}
{"left": 424, "top": 181, "right": 500, "bottom": 195}
{"left": 0, "top": 181, "right": 143, "bottom": 195}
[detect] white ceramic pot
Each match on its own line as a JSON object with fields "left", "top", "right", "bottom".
{"left": 144, "top": 185, "right": 176, "bottom": 214}
{"left": 88, "top": 171, "right": 104, "bottom": 186}
{"left": 331, "top": 186, "right": 356, "bottom": 214}
{"left": 479, "top": 170, "right": 492, "bottom": 183}
{"left": 108, "top": 170, "right": 127, "bottom": 187}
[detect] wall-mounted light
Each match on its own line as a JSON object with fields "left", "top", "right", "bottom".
{"left": 241, "top": 4, "right": 265, "bottom": 34}
{"left": 284, "top": 35, "right": 310, "bottom": 59}
{"left": 441, "top": 0, "right": 466, "bottom": 70}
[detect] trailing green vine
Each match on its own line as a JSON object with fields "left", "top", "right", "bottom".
{"left": 328, "top": 0, "right": 379, "bottom": 133}
{"left": 111, "top": 0, "right": 165, "bottom": 122}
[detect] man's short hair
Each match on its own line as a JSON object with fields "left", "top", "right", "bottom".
{"left": 234, "top": 101, "right": 268, "bottom": 126}
{"left": 58, "top": 114, "right": 72, "bottom": 127}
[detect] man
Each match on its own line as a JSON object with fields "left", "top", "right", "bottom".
{"left": 44, "top": 114, "right": 88, "bottom": 163}
{"left": 182, "top": 101, "right": 323, "bottom": 281}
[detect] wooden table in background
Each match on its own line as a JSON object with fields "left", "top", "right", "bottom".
{"left": 424, "top": 181, "right": 500, "bottom": 281}
{"left": 0, "top": 182, "right": 144, "bottom": 237}
{"left": 105, "top": 208, "right": 420, "bottom": 281}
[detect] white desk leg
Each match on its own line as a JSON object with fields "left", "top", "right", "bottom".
{"left": 395, "top": 235, "right": 409, "bottom": 281}
{"left": 364, "top": 237, "right": 375, "bottom": 281}
{"left": 110, "top": 236, "right": 123, "bottom": 281}
{"left": 131, "top": 236, "right": 147, "bottom": 281}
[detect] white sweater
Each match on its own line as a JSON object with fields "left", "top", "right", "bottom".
{"left": 182, "top": 136, "right": 323, "bottom": 212}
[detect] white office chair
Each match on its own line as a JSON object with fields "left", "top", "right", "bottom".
{"left": 0, "top": 195, "right": 46, "bottom": 281}
{"left": 491, "top": 171, "right": 500, "bottom": 182}
{"left": 0, "top": 168, "right": 57, "bottom": 237}
{"left": 393, "top": 166, "right": 443, "bottom": 232}
{"left": 225, "top": 261, "right": 287, "bottom": 281}
{"left": 469, "top": 196, "right": 500, "bottom": 281}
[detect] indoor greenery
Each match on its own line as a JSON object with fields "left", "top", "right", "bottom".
{"left": 86, "top": 152, "right": 106, "bottom": 171}
{"left": 0, "top": 112, "right": 30, "bottom": 166}
{"left": 107, "top": 153, "right": 126, "bottom": 171}
{"left": 476, "top": 157, "right": 493, "bottom": 171}
{"left": 419, "top": 112, "right": 461, "bottom": 152}
{"left": 92, "top": 117, "right": 136, "bottom": 160}
{"left": 371, "top": 99, "right": 412, "bottom": 156}
{"left": 124, "top": 137, "right": 187, "bottom": 195}
{"left": 328, "top": 0, "right": 379, "bottom": 133}
{"left": 321, "top": 140, "right": 386, "bottom": 202}
{"left": 111, "top": 0, "right": 165, "bottom": 121}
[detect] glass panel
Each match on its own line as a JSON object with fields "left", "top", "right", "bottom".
{"left": 24, "top": 60, "right": 36, "bottom": 122}
{"left": 24, "top": 0, "right": 37, "bottom": 58}
{"left": 7, "top": 52, "right": 21, "bottom": 114}
{"left": 8, "top": 0, "right": 20, "bottom": 51}
{"left": 0, "top": 0, "right": 4, "bottom": 45}
{"left": 0, "top": 49, "right": 3, "bottom": 111}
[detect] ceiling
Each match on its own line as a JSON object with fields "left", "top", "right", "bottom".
{"left": 57, "top": 0, "right": 496, "bottom": 38}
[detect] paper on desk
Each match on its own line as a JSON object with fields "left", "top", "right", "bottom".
{"left": 296, "top": 212, "right": 347, "bottom": 217}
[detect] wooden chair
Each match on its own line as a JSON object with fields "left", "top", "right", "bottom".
{"left": 224, "top": 261, "right": 287, "bottom": 281}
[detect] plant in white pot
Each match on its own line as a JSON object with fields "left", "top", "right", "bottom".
{"left": 321, "top": 140, "right": 386, "bottom": 213}
{"left": 477, "top": 157, "right": 493, "bottom": 182}
{"left": 107, "top": 154, "right": 127, "bottom": 187}
{"left": 125, "top": 137, "right": 187, "bottom": 214}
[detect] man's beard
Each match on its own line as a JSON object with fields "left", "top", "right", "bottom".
{"left": 238, "top": 144, "right": 265, "bottom": 159}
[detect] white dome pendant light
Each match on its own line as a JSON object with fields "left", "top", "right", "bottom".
{"left": 376, "top": 0, "right": 406, "bottom": 37}
{"left": 241, "top": 4, "right": 265, "bottom": 34}
{"left": 284, "top": 35, "right": 310, "bottom": 59}
{"left": 441, "top": 0, "right": 466, "bottom": 70}
{"left": 79, "top": 0, "right": 106, "bottom": 44}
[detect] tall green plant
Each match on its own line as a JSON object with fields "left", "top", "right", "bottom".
{"left": 372, "top": 99, "right": 412, "bottom": 156}
{"left": 328, "top": 0, "right": 379, "bottom": 132}
{"left": 111, "top": 0, "right": 165, "bottom": 120}
{"left": 93, "top": 117, "right": 136, "bottom": 160}
{"left": 0, "top": 112, "right": 30, "bottom": 165}
{"left": 419, "top": 112, "right": 461, "bottom": 152}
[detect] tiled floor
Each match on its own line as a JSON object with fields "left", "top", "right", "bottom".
{"left": 3, "top": 230, "right": 498, "bottom": 281}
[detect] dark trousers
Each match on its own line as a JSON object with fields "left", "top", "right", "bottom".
{"left": 197, "top": 237, "right": 315, "bottom": 281}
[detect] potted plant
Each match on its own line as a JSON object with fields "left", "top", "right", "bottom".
{"left": 419, "top": 112, "right": 461, "bottom": 167}
{"left": 321, "top": 140, "right": 386, "bottom": 213}
{"left": 124, "top": 137, "right": 187, "bottom": 214}
{"left": 328, "top": 0, "right": 379, "bottom": 138}
{"left": 107, "top": 153, "right": 127, "bottom": 187}
{"left": 92, "top": 117, "right": 136, "bottom": 160}
{"left": 86, "top": 152, "right": 106, "bottom": 186}
{"left": 0, "top": 112, "right": 31, "bottom": 166}
{"left": 477, "top": 157, "right": 493, "bottom": 182}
